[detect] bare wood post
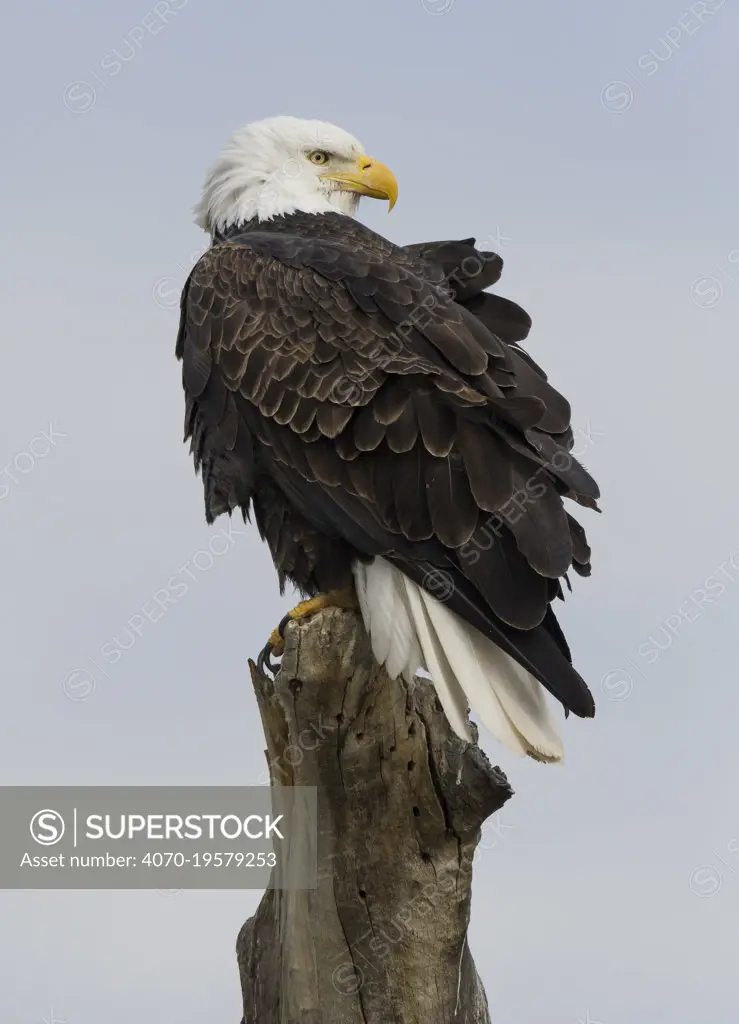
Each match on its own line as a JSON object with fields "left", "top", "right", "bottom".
{"left": 237, "top": 607, "right": 512, "bottom": 1024}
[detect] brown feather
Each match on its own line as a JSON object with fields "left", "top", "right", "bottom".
{"left": 427, "top": 454, "right": 478, "bottom": 547}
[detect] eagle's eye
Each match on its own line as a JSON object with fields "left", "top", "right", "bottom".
{"left": 307, "top": 150, "right": 330, "bottom": 166}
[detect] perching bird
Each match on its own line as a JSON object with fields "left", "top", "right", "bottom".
{"left": 176, "top": 115, "right": 600, "bottom": 762}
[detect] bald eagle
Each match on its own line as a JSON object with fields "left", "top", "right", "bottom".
{"left": 176, "top": 116, "right": 600, "bottom": 762}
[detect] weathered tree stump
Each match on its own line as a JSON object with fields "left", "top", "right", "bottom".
{"left": 237, "top": 607, "right": 512, "bottom": 1023}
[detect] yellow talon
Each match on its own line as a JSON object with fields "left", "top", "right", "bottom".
{"left": 267, "top": 627, "right": 284, "bottom": 656}
{"left": 287, "top": 589, "right": 358, "bottom": 622}
{"left": 257, "top": 589, "right": 358, "bottom": 674}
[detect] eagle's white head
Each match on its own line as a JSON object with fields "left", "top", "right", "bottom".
{"left": 194, "top": 116, "right": 398, "bottom": 235}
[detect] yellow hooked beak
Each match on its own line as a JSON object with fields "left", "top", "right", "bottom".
{"left": 321, "top": 155, "right": 398, "bottom": 211}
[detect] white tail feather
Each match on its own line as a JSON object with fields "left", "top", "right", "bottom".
{"left": 353, "top": 559, "right": 421, "bottom": 681}
{"left": 412, "top": 582, "right": 530, "bottom": 756}
{"left": 401, "top": 576, "right": 473, "bottom": 742}
{"left": 353, "top": 557, "right": 564, "bottom": 762}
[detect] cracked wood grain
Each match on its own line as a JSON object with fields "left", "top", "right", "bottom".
{"left": 237, "top": 607, "right": 512, "bottom": 1024}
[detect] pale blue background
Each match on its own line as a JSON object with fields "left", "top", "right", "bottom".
{"left": 1, "top": 0, "right": 738, "bottom": 1020}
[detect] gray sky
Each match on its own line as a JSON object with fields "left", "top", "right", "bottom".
{"left": 2, "top": 0, "right": 738, "bottom": 1020}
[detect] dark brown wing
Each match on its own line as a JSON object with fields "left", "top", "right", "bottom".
{"left": 177, "top": 222, "right": 599, "bottom": 716}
